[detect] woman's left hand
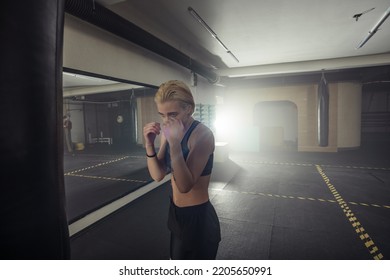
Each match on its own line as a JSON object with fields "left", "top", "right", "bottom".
{"left": 162, "top": 117, "right": 185, "bottom": 145}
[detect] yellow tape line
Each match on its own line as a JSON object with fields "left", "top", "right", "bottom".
{"left": 316, "top": 164, "right": 384, "bottom": 260}
{"left": 239, "top": 160, "right": 390, "bottom": 171}
{"left": 219, "top": 189, "right": 390, "bottom": 210}
{"left": 65, "top": 173, "right": 148, "bottom": 184}
{"left": 64, "top": 156, "right": 130, "bottom": 175}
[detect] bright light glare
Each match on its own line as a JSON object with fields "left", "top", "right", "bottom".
{"left": 214, "top": 117, "right": 229, "bottom": 136}
{"left": 214, "top": 109, "right": 233, "bottom": 141}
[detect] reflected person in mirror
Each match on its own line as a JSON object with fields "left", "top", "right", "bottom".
{"left": 143, "top": 80, "right": 221, "bottom": 259}
{"left": 63, "top": 114, "right": 73, "bottom": 154}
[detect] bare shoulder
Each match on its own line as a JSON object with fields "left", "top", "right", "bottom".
{"left": 189, "top": 122, "right": 215, "bottom": 150}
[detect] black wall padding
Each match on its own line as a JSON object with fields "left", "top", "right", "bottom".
{"left": 0, "top": 0, "right": 70, "bottom": 259}
{"left": 64, "top": 0, "right": 219, "bottom": 83}
{"left": 317, "top": 75, "right": 329, "bottom": 147}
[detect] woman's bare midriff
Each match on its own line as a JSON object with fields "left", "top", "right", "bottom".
{"left": 171, "top": 175, "right": 211, "bottom": 207}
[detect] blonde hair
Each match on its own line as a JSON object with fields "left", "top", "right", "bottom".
{"left": 154, "top": 80, "right": 195, "bottom": 113}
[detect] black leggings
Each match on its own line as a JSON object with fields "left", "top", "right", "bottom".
{"left": 168, "top": 199, "right": 221, "bottom": 260}
{"left": 170, "top": 233, "right": 219, "bottom": 260}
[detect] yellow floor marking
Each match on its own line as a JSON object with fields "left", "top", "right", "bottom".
{"left": 237, "top": 159, "right": 390, "bottom": 171}
{"left": 65, "top": 173, "right": 148, "bottom": 184}
{"left": 316, "top": 165, "right": 384, "bottom": 260}
{"left": 217, "top": 189, "right": 389, "bottom": 210}
{"left": 64, "top": 156, "right": 130, "bottom": 175}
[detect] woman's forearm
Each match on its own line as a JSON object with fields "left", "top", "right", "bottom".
{"left": 169, "top": 142, "right": 194, "bottom": 193}
{"left": 146, "top": 144, "right": 166, "bottom": 181}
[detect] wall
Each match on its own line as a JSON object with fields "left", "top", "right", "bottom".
{"left": 137, "top": 96, "right": 160, "bottom": 147}
{"left": 254, "top": 101, "right": 298, "bottom": 147}
{"left": 222, "top": 83, "right": 340, "bottom": 152}
{"left": 63, "top": 14, "right": 219, "bottom": 94}
{"left": 337, "top": 82, "right": 362, "bottom": 149}
{"left": 63, "top": 14, "right": 218, "bottom": 147}
{"left": 63, "top": 15, "right": 362, "bottom": 153}
{"left": 361, "top": 87, "right": 390, "bottom": 143}
{"left": 64, "top": 14, "right": 189, "bottom": 87}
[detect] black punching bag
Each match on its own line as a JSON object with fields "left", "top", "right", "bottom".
{"left": 0, "top": 1, "right": 70, "bottom": 259}
{"left": 317, "top": 73, "right": 329, "bottom": 147}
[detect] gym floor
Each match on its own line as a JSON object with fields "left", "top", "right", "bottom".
{"left": 66, "top": 143, "right": 390, "bottom": 260}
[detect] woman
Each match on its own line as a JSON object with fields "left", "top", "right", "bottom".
{"left": 143, "top": 80, "right": 221, "bottom": 260}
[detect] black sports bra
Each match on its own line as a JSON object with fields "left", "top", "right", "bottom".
{"left": 164, "top": 120, "right": 214, "bottom": 176}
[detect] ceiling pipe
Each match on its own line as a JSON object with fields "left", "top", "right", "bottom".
{"left": 64, "top": 0, "right": 219, "bottom": 83}
{"left": 188, "top": 7, "right": 239, "bottom": 63}
{"left": 356, "top": 6, "right": 390, "bottom": 49}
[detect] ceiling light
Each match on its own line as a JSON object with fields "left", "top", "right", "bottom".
{"left": 356, "top": 6, "right": 390, "bottom": 49}
{"left": 188, "top": 7, "right": 239, "bottom": 63}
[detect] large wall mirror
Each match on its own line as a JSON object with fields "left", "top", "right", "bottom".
{"left": 62, "top": 68, "right": 159, "bottom": 225}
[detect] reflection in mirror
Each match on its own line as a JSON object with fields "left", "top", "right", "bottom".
{"left": 62, "top": 70, "right": 159, "bottom": 230}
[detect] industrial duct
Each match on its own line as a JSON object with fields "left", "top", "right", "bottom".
{"left": 64, "top": 0, "right": 219, "bottom": 83}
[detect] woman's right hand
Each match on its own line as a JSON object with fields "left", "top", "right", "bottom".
{"left": 143, "top": 122, "right": 161, "bottom": 146}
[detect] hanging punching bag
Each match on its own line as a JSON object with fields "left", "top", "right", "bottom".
{"left": 0, "top": 0, "right": 70, "bottom": 259}
{"left": 317, "top": 73, "right": 329, "bottom": 147}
